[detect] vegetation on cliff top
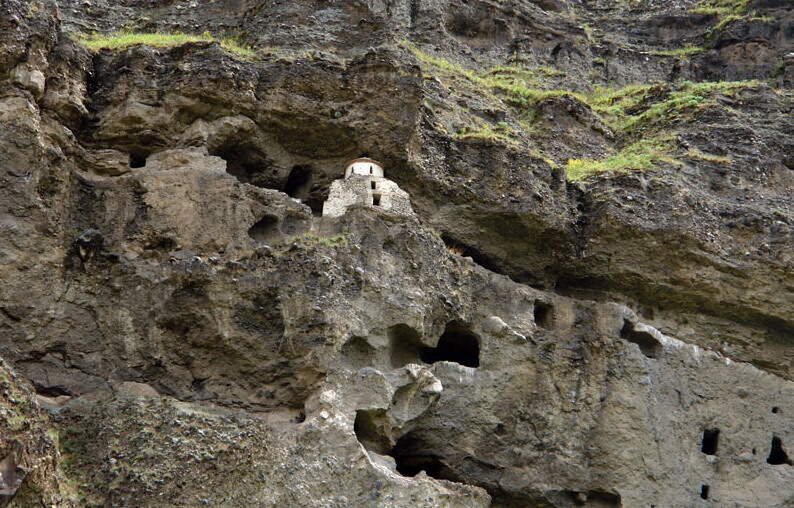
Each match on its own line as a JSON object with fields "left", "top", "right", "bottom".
{"left": 403, "top": 42, "right": 761, "bottom": 182}
{"left": 75, "top": 31, "right": 256, "bottom": 59}
{"left": 690, "top": 0, "right": 750, "bottom": 16}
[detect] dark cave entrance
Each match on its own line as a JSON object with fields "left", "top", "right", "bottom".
{"left": 284, "top": 165, "right": 323, "bottom": 215}
{"left": 420, "top": 322, "right": 480, "bottom": 368}
{"left": 700, "top": 485, "right": 710, "bottom": 500}
{"left": 248, "top": 214, "right": 279, "bottom": 244}
{"left": 390, "top": 432, "right": 453, "bottom": 480}
{"left": 620, "top": 320, "right": 662, "bottom": 359}
{"left": 210, "top": 143, "right": 272, "bottom": 187}
{"left": 701, "top": 428, "right": 719, "bottom": 455}
{"left": 534, "top": 301, "right": 554, "bottom": 329}
{"left": 129, "top": 151, "right": 149, "bottom": 168}
{"left": 767, "top": 436, "right": 792, "bottom": 465}
{"left": 388, "top": 324, "right": 424, "bottom": 369}
{"left": 353, "top": 409, "right": 391, "bottom": 455}
{"left": 284, "top": 165, "right": 313, "bottom": 200}
{"left": 440, "top": 234, "right": 506, "bottom": 276}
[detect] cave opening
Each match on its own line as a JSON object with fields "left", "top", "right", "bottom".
{"left": 284, "top": 165, "right": 313, "bottom": 200}
{"left": 388, "top": 324, "right": 424, "bottom": 368}
{"left": 767, "top": 436, "right": 792, "bottom": 465}
{"left": 284, "top": 165, "right": 324, "bottom": 215}
{"left": 34, "top": 384, "right": 71, "bottom": 397}
{"left": 772, "top": 406, "right": 780, "bottom": 414}
{"left": 439, "top": 234, "right": 506, "bottom": 276}
{"left": 534, "top": 301, "right": 554, "bottom": 329}
{"left": 353, "top": 409, "right": 391, "bottom": 455}
{"left": 420, "top": 322, "right": 480, "bottom": 368}
{"left": 569, "top": 490, "right": 622, "bottom": 506}
{"left": 342, "top": 336, "right": 376, "bottom": 368}
{"left": 129, "top": 152, "right": 148, "bottom": 168}
{"left": 390, "top": 432, "right": 451, "bottom": 480}
{"left": 248, "top": 214, "right": 280, "bottom": 244}
{"left": 620, "top": 320, "right": 662, "bottom": 359}
{"left": 700, "top": 485, "right": 709, "bottom": 500}
{"left": 210, "top": 143, "right": 272, "bottom": 187}
{"left": 701, "top": 428, "right": 719, "bottom": 455}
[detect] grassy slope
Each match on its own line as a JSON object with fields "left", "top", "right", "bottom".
{"left": 75, "top": 31, "right": 256, "bottom": 59}
{"left": 404, "top": 42, "right": 762, "bottom": 181}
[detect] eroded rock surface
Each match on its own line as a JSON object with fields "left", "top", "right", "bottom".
{"left": 1, "top": 0, "right": 794, "bottom": 506}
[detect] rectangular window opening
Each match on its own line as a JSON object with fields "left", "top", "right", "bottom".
{"left": 372, "top": 193, "right": 382, "bottom": 206}
{"left": 700, "top": 485, "right": 709, "bottom": 500}
{"left": 701, "top": 428, "right": 719, "bottom": 455}
{"left": 371, "top": 181, "right": 376, "bottom": 190}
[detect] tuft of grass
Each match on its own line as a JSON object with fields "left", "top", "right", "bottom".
{"left": 580, "top": 23, "right": 595, "bottom": 43}
{"left": 588, "top": 80, "right": 757, "bottom": 133}
{"left": 455, "top": 120, "right": 515, "bottom": 143}
{"left": 687, "top": 147, "right": 731, "bottom": 163}
{"left": 689, "top": 0, "right": 767, "bottom": 36}
{"left": 690, "top": 0, "right": 750, "bottom": 16}
{"left": 651, "top": 45, "right": 704, "bottom": 57}
{"left": 74, "top": 31, "right": 256, "bottom": 59}
{"left": 403, "top": 41, "right": 580, "bottom": 106}
{"left": 566, "top": 134, "right": 679, "bottom": 181}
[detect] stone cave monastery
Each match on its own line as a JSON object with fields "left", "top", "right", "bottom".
{"left": 322, "top": 157, "right": 414, "bottom": 218}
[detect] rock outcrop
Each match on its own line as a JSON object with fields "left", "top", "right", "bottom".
{"left": 1, "top": 0, "right": 793, "bottom": 506}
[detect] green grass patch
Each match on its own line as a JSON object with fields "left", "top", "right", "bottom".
{"left": 402, "top": 40, "right": 762, "bottom": 181}
{"left": 687, "top": 147, "right": 731, "bottom": 163}
{"left": 587, "top": 84, "right": 655, "bottom": 116}
{"left": 455, "top": 120, "right": 515, "bottom": 142}
{"left": 74, "top": 31, "right": 256, "bottom": 59}
{"left": 403, "top": 41, "right": 580, "bottom": 107}
{"left": 651, "top": 45, "right": 704, "bottom": 57}
{"left": 690, "top": 0, "right": 750, "bottom": 16}
{"left": 566, "top": 134, "right": 678, "bottom": 181}
{"left": 588, "top": 80, "right": 758, "bottom": 133}
{"left": 689, "top": 0, "right": 758, "bottom": 35}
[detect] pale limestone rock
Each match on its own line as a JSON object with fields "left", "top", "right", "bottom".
{"left": 116, "top": 381, "right": 160, "bottom": 398}
{"left": 11, "top": 65, "right": 46, "bottom": 99}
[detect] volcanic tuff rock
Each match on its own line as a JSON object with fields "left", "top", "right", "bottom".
{"left": 1, "top": 0, "right": 794, "bottom": 506}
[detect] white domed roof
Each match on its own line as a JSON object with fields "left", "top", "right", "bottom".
{"left": 345, "top": 158, "right": 384, "bottom": 178}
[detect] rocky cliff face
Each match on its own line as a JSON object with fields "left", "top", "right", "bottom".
{"left": 1, "top": 0, "right": 793, "bottom": 506}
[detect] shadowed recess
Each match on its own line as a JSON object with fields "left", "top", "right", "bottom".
{"left": 702, "top": 428, "right": 719, "bottom": 455}
{"left": 421, "top": 321, "right": 480, "bottom": 368}
{"left": 210, "top": 142, "right": 273, "bottom": 187}
{"left": 768, "top": 436, "right": 792, "bottom": 465}
{"left": 390, "top": 432, "right": 454, "bottom": 480}
{"left": 248, "top": 214, "right": 279, "bottom": 244}
{"left": 284, "top": 165, "right": 313, "bottom": 200}
{"left": 389, "top": 324, "right": 424, "bottom": 368}
{"left": 534, "top": 301, "right": 554, "bottom": 329}
{"left": 620, "top": 320, "right": 662, "bottom": 359}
